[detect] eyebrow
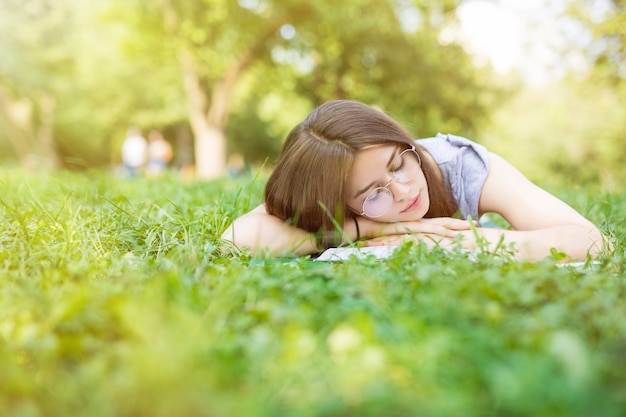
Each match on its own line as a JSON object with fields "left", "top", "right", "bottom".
{"left": 353, "top": 147, "right": 400, "bottom": 199}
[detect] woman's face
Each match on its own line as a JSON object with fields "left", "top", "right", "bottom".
{"left": 346, "top": 145, "right": 430, "bottom": 222}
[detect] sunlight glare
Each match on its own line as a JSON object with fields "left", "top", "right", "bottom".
{"left": 456, "top": 1, "right": 522, "bottom": 74}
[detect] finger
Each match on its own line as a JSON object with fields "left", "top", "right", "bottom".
{"left": 393, "top": 223, "right": 460, "bottom": 238}
{"left": 419, "top": 217, "right": 477, "bottom": 230}
{"left": 365, "top": 234, "right": 442, "bottom": 248}
{"left": 421, "top": 217, "right": 475, "bottom": 228}
{"left": 363, "top": 236, "right": 402, "bottom": 247}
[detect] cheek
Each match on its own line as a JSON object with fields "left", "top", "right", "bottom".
{"left": 345, "top": 193, "right": 361, "bottom": 213}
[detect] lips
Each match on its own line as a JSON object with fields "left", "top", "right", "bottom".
{"left": 401, "top": 193, "right": 421, "bottom": 213}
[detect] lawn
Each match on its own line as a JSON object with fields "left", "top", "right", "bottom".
{"left": 1, "top": 168, "right": 625, "bottom": 417}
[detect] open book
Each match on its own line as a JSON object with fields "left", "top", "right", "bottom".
{"left": 314, "top": 245, "right": 400, "bottom": 262}
{"left": 314, "top": 245, "right": 600, "bottom": 269}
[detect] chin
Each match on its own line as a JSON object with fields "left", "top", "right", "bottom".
{"left": 385, "top": 209, "right": 426, "bottom": 223}
{"left": 400, "top": 201, "right": 430, "bottom": 221}
{"left": 402, "top": 211, "right": 427, "bottom": 222}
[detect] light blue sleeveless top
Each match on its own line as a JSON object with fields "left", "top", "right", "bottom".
{"left": 416, "top": 133, "right": 490, "bottom": 220}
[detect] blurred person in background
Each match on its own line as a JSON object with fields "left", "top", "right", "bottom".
{"left": 146, "top": 130, "right": 173, "bottom": 178}
{"left": 227, "top": 152, "right": 248, "bottom": 178}
{"left": 121, "top": 127, "right": 147, "bottom": 178}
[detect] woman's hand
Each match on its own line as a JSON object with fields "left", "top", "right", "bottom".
{"left": 360, "top": 233, "right": 445, "bottom": 248}
{"left": 358, "top": 216, "right": 477, "bottom": 240}
{"left": 360, "top": 228, "right": 488, "bottom": 252}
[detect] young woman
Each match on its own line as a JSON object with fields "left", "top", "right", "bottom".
{"left": 221, "top": 100, "right": 606, "bottom": 260}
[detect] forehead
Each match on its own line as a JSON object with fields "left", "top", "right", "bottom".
{"left": 354, "top": 145, "right": 396, "bottom": 166}
{"left": 349, "top": 145, "right": 398, "bottom": 185}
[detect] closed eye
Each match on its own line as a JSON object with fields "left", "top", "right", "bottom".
{"left": 393, "top": 157, "right": 405, "bottom": 172}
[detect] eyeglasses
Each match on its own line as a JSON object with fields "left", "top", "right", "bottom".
{"left": 359, "top": 145, "right": 421, "bottom": 218}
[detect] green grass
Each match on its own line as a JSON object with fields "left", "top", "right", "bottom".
{"left": 1, "top": 168, "right": 625, "bottom": 417}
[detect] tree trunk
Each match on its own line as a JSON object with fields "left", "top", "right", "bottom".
{"left": 162, "top": 1, "right": 226, "bottom": 180}
{"left": 162, "top": 0, "right": 303, "bottom": 179}
{"left": 35, "top": 93, "right": 59, "bottom": 169}
{"left": 193, "top": 125, "right": 226, "bottom": 180}
{"left": 0, "top": 95, "right": 31, "bottom": 164}
{"left": 177, "top": 48, "right": 227, "bottom": 180}
{"left": 0, "top": 87, "right": 59, "bottom": 169}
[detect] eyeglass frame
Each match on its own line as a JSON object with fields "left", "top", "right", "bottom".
{"left": 355, "top": 144, "right": 422, "bottom": 218}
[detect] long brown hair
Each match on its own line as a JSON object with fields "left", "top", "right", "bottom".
{"left": 264, "top": 100, "right": 457, "bottom": 243}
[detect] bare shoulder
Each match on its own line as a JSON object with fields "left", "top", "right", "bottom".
{"left": 221, "top": 202, "right": 319, "bottom": 256}
{"left": 220, "top": 203, "right": 273, "bottom": 248}
{"left": 222, "top": 204, "right": 266, "bottom": 238}
{"left": 245, "top": 204, "right": 267, "bottom": 216}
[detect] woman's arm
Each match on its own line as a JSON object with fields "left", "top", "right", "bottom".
{"left": 472, "top": 152, "right": 606, "bottom": 260}
{"left": 221, "top": 205, "right": 473, "bottom": 257}
{"left": 356, "top": 216, "right": 477, "bottom": 240}
{"left": 362, "top": 153, "right": 607, "bottom": 261}
{"left": 220, "top": 205, "right": 321, "bottom": 256}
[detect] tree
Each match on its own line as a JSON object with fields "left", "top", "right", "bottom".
{"left": 0, "top": 0, "right": 70, "bottom": 168}
{"left": 112, "top": 0, "right": 499, "bottom": 179}
{"left": 0, "top": 0, "right": 501, "bottom": 176}
{"left": 569, "top": 0, "right": 626, "bottom": 86}
{"left": 106, "top": 0, "right": 313, "bottom": 179}
{"left": 0, "top": 0, "right": 182, "bottom": 169}
{"left": 560, "top": 0, "right": 626, "bottom": 184}
{"left": 277, "top": 0, "right": 498, "bottom": 137}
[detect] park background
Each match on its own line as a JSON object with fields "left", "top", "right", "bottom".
{"left": 1, "top": 1, "right": 626, "bottom": 417}
{"left": 1, "top": 0, "right": 624, "bottom": 187}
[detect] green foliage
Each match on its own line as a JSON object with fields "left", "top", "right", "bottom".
{"left": 481, "top": 80, "right": 626, "bottom": 189}
{"left": 0, "top": 0, "right": 187, "bottom": 168}
{"left": 0, "top": 168, "right": 625, "bottom": 416}
{"left": 568, "top": 0, "right": 626, "bottom": 86}
{"left": 272, "top": 0, "right": 502, "bottom": 138}
{"left": 1, "top": 0, "right": 506, "bottom": 171}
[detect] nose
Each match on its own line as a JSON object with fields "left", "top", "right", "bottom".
{"left": 388, "top": 180, "right": 411, "bottom": 202}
